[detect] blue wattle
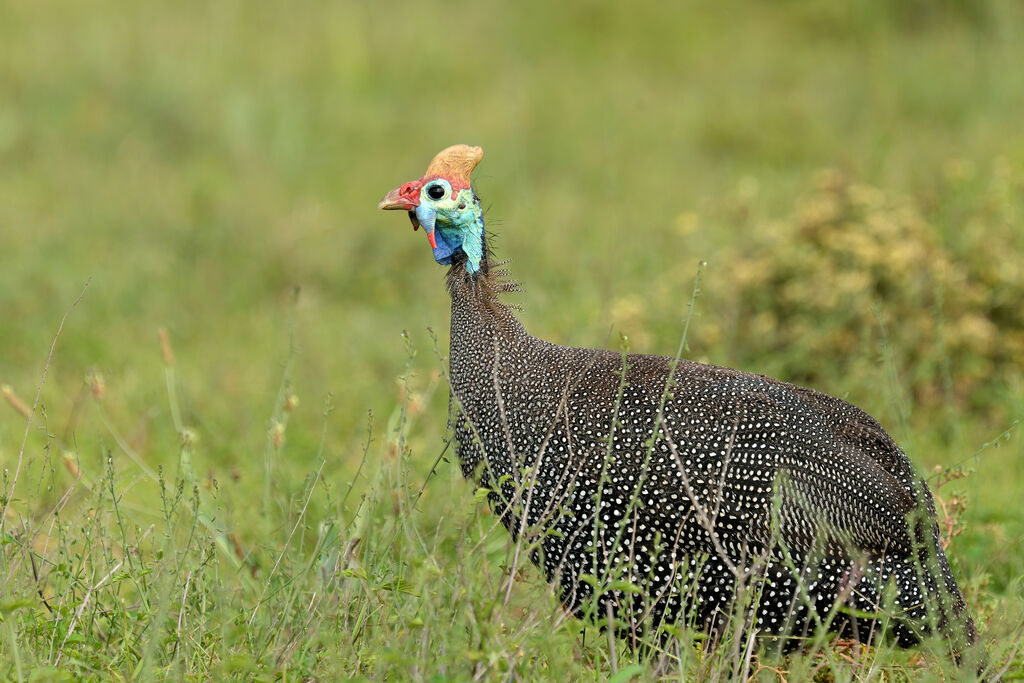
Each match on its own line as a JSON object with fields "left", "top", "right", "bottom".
{"left": 432, "top": 229, "right": 460, "bottom": 265}
{"left": 417, "top": 204, "right": 460, "bottom": 265}
{"left": 415, "top": 205, "right": 437, "bottom": 241}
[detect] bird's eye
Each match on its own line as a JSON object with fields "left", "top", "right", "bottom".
{"left": 426, "top": 184, "right": 446, "bottom": 200}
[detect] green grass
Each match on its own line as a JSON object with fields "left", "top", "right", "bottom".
{"left": 1, "top": 0, "right": 1023, "bottom": 679}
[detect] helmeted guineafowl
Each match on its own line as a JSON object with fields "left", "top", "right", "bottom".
{"left": 378, "top": 144, "right": 977, "bottom": 658}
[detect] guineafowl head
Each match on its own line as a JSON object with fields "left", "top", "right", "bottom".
{"left": 378, "top": 144, "right": 486, "bottom": 274}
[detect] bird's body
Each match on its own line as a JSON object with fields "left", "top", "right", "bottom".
{"left": 380, "top": 145, "right": 977, "bottom": 656}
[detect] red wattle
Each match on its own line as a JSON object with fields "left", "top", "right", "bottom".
{"left": 427, "top": 232, "right": 437, "bottom": 249}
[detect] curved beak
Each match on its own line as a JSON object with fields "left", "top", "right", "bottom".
{"left": 377, "top": 187, "right": 415, "bottom": 211}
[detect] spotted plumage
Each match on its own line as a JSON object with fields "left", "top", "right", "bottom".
{"left": 379, "top": 145, "right": 977, "bottom": 656}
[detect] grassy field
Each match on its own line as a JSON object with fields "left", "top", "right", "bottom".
{"left": 1, "top": 0, "right": 1023, "bottom": 679}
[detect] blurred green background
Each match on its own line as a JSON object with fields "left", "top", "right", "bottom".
{"left": 1, "top": 0, "right": 1022, "bottom": 675}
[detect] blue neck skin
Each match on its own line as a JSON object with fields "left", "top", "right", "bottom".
{"left": 415, "top": 189, "right": 485, "bottom": 274}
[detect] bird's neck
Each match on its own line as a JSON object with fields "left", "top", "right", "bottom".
{"left": 447, "top": 260, "right": 520, "bottom": 324}
{"left": 446, "top": 261, "right": 528, "bottom": 383}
